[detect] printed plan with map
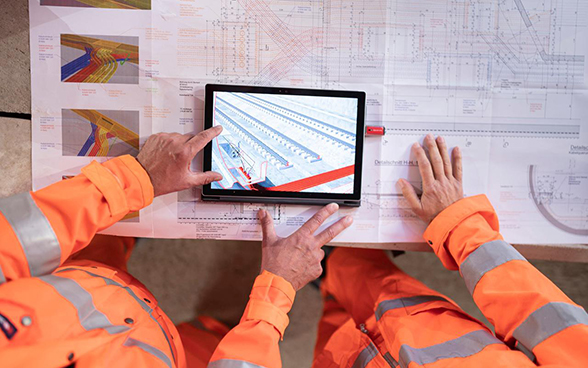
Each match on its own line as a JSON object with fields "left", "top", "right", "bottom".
{"left": 29, "top": 0, "right": 588, "bottom": 244}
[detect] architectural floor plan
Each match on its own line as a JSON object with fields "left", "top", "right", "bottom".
{"left": 29, "top": 0, "right": 588, "bottom": 244}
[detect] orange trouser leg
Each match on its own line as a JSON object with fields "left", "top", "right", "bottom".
{"left": 177, "top": 316, "right": 230, "bottom": 368}
{"left": 317, "top": 248, "right": 528, "bottom": 367}
{"left": 65, "top": 234, "right": 135, "bottom": 272}
{"left": 321, "top": 247, "right": 410, "bottom": 325}
{"left": 313, "top": 294, "right": 352, "bottom": 360}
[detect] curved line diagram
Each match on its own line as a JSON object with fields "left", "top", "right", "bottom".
{"left": 528, "top": 165, "right": 588, "bottom": 236}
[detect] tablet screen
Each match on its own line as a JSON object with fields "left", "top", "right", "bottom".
{"left": 210, "top": 91, "right": 358, "bottom": 194}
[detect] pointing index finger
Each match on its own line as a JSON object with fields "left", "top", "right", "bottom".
{"left": 315, "top": 215, "right": 353, "bottom": 245}
{"left": 297, "top": 203, "right": 339, "bottom": 237}
{"left": 188, "top": 125, "right": 223, "bottom": 155}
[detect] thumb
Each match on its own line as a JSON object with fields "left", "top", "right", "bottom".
{"left": 258, "top": 209, "right": 277, "bottom": 244}
{"left": 188, "top": 171, "right": 223, "bottom": 187}
{"left": 397, "top": 179, "right": 423, "bottom": 215}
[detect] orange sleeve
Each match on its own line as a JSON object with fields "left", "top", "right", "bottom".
{"left": 208, "top": 271, "right": 295, "bottom": 368}
{"left": 0, "top": 155, "right": 153, "bottom": 282}
{"left": 423, "top": 195, "right": 588, "bottom": 366}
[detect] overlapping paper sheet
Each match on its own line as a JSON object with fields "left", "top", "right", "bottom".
{"left": 29, "top": 0, "right": 588, "bottom": 244}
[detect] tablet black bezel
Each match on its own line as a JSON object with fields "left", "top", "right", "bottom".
{"left": 202, "top": 84, "right": 365, "bottom": 204}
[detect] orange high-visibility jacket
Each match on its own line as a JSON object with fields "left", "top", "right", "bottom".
{"left": 307, "top": 196, "right": 588, "bottom": 368}
{"left": 0, "top": 156, "right": 294, "bottom": 368}
{"left": 1, "top": 155, "right": 587, "bottom": 367}
{"left": 420, "top": 195, "right": 588, "bottom": 367}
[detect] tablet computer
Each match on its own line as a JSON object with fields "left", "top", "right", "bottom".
{"left": 201, "top": 84, "right": 365, "bottom": 207}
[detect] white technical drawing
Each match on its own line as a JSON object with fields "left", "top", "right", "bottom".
{"left": 203, "top": 0, "right": 585, "bottom": 138}
{"left": 529, "top": 160, "right": 588, "bottom": 236}
{"left": 178, "top": 201, "right": 282, "bottom": 224}
{"left": 29, "top": 0, "right": 588, "bottom": 243}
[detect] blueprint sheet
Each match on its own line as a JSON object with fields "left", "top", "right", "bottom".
{"left": 29, "top": 0, "right": 588, "bottom": 244}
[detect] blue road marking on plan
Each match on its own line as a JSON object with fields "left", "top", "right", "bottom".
{"left": 77, "top": 123, "right": 97, "bottom": 156}
{"left": 61, "top": 49, "right": 91, "bottom": 81}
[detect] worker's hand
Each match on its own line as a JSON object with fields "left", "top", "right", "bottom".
{"left": 258, "top": 203, "right": 353, "bottom": 291}
{"left": 137, "top": 126, "right": 223, "bottom": 197}
{"left": 398, "top": 134, "right": 463, "bottom": 223}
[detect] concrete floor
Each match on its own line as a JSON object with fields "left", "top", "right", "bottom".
{"left": 1, "top": 1, "right": 588, "bottom": 367}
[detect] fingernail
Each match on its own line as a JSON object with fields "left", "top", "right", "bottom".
{"left": 455, "top": 146, "right": 460, "bottom": 153}
{"left": 397, "top": 179, "right": 404, "bottom": 189}
{"left": 344, "top": 216, "right": 353, "bottom": 224}
{"left": 328, "top": 203, "right": 339, "bottom": 211}
{"left": 427, "top": 133, "right": 434, "bottom": 140}
{"left": 258, "top": 209, "right": 265, "bottom": 219}
{"left": 438, "top": 136, "right": 444, "bottom": 142}
{"left": 412, "top": 142, "right": 420, "bottom": 149}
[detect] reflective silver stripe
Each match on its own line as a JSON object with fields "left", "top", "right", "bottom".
{"left": 351, "top": 342, "right": 379, "bottom": 368}
{"left": 57, "top": 268, "right": 154, "bottom": 312}
{"left": 123, "top": 337, "right": 172, "bottom": 368}
{"left": 383, "top": 352, "right": 399, "bottom": 367}
{"left": 0, "top": 193, "right": 61, "bottom": 276}
{"left": 513, "top": 302, "right": 588, "bottom": 350}
{"left": 208, "top": 359, "right": 267, "bottom": 368}
{"left": 398, "top": 329, "right": 503, "bottom": 368}
{"left": 40, "top": 274, "right": 130, "bottom": 334}
{"left": 376, "top": 295, "right": 447, "bottom": 321}
{"left": 57, "top": 268, "right": 176, "bottom": 363}
{"left": 0, "top": 264, "right": 6, "bottom": 284}
{"left": 460, "top": 240, "right": 526, "bottom": 294}
{"left": 515, "top": 341, "right": 536, "bottom": 362}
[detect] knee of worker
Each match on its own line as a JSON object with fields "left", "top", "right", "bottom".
{"left": 321, "top": 248, "right": 414, "bottom": 322}
{"left": 325, "top": 247, "right": 398, "bottom": 274}
{"left": 313, "top": 304, "right": 353, "bottom": 360}
{"left": 323, "top": 248, "right": 464, "bottom": 324}
{"left": 85, "top": 234, "right": 135, "bottom": 256}
{"left": 376, "top": 301, "right": 491, "bottom": 346}
{"left": 371, "top": 272, "right": 484, "bottom": 335}
{"left": 176, "top": 322, "right": 225, "bottom": 368}
{"left": 323, "top": 247, "right": 405, "bottom": 294}
{"left": 313, "top": 318, "right": 365, "bottom": 368}
{"left": 372, "top": 268, "right": 458, "bottom": 320}
{"left": 66, "top": 234, "right": 136, "bottom": 271}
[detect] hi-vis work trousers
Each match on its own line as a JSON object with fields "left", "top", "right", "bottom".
{"left": 312, "top": 248, "right": 536, "bottom": 368}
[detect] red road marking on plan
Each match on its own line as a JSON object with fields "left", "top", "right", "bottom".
{"left": 265, "top": 165, "right": 354, "bottom": 192}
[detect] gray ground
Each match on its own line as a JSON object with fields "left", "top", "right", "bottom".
{"left": 1, "top": 1, "right": 587, "bottom": 368}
